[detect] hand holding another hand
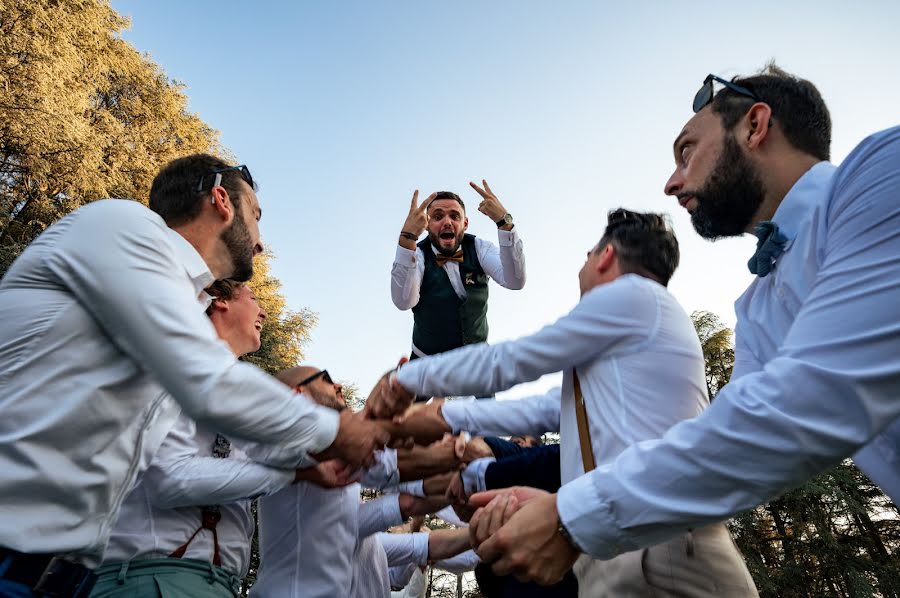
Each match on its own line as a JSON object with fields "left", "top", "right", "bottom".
{"left": 313, "top": 409, "right": 389, "bottom": 468}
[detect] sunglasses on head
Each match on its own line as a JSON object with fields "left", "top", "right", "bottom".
{"left": 296, "top": 369, "right": 334, "bottom": 388}
{"left": 693, "top": 74, "right": 759, "bottom": 113}
{"left": 196, "top": 164, "right": 256, "bottom": 193}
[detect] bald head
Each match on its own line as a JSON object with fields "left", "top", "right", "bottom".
{"left": 277, "top": 365, "right": 345, "bottom": 411}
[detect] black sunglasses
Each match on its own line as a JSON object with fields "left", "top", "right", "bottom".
{"left": 296, "top": 369, "right": 333, "bottom": 388}
{"left": 693, "top": 74, "right": 759, "bottom": 113}
{"left": 196, "top": 164, "right": 256, "bottom": 193}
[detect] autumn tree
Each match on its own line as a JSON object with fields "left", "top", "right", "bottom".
{"left": 0, "top": 0, "right": 221, "bottom": 276}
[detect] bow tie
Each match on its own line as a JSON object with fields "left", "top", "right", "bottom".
{"left": 747, "top": 221, "right": 788, "bottom": 277}
{"left": 435, "top": 249, "right": 464, "bottom": 268}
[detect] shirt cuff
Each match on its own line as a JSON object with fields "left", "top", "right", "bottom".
{"left": 382, "top": 492, "right": 404, "bottom": 528}
{"left": 556, "top": 471, "right": 624, "bottom": 560}
{"left": 397, "top": 479, "right": 426, "bottom": 497}
{"left": 396, "top": 360, "right": 425, "bottom": 397}
{"left": 462, "top": 457, "right": 494, "bottom": 494}
{"left": 440, "top": 401, "right": 465, "bottom": 434}
{"left": 497, "top": 228, "right": 518, "bottom": 247}
{"left": 394, "top": 245, "right": 418, "bottom": 266}
{"left": 306, "top": 404, "right": 341, "bottom": 462}
{"left": 411, "top": 532, "right": 430, "bottom": 566}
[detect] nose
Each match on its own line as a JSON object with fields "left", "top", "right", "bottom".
{"left": 253, "top": 241, "right": 264, "bottom": 256}
{"left": 258, "top": 307, "right": 267, "bottom": 321}
{"left": 664, "top": 169, "right": 683, "bottom": 197}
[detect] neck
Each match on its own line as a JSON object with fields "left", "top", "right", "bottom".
{"left": 750, "top": 151, "right": 821, "bottom": 229}
{"left": 172, "top": 222, "right": 230, "bottom": 279}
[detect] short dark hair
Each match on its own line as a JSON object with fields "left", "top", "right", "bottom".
{"left": 428, "top": 191, "right": 465, "bottom": 212}
{"left": 599, "top": 209, "right": 679, "bottom": 286}
{"left": 149, "top": 154, "right": 250, "bottom": 227}
{"left": 204, "top": 279, "right": 244, "bottom": 315}
{"left": 711, "top": 63, "right": 831, "bottom": 161}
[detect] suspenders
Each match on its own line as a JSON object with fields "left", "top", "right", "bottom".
{"left": 168, "top": 434, "right": 230, "bottom": 566}
{"left": 573, "top": 370, "right": 596, "bottom": 473}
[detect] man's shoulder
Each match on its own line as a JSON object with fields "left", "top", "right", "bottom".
{"left": 834, "top": 125, "right": 900, "bottom": 185}
{"left": 70, "top": 199, "right": 167, "bottom": 235}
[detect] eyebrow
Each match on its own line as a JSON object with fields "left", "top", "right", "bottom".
{"left": 672, "top": 128, "right": 690, "bottom": 154}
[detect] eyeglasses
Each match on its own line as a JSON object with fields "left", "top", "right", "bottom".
{"left": 196, "top": 164, "right": 256, "bottom": 193}
{"left": 295, "top": 369, "right": 333, "bottom": 388}
{"left": 693, "top": 74, "right": 759, "bottom": 113}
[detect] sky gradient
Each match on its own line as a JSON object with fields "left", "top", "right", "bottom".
{"left": 113, "top": 0, "right": 900, "bottom": 399}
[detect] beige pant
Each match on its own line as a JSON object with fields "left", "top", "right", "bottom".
{"left": 574, "top": 523, "right": 758, "bottom": 598}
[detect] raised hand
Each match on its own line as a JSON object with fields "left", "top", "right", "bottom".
{"left": 401, "top": 190, "right": 437, "bottom": 241}
{"left": 312, "top": 409, "right": 390, "bottom": 468}
{"left": 363, "top": 357, "right": 415, "bottom": 420}
{"left": 469, "top": 179, "right": 508, "bottom": 223}
{"left": 388, "top": 398, "right": 450, "bottom": 445}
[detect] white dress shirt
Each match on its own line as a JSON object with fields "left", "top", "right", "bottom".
{"left": 0, "top": 200, "right": 338, "bottom": 566}
{"left": 552, "top": 126, "right": 900, "bottom": 560}
{"left": 396, "top": 274, "right": 708, "bottom": 550}
{"left": 398, "top": 274, "right": 706, "bottom": 483}
{"left": 102, "top": 414, "right": 295, "bottom": 576}
{"left": 390, "top": 229, "right": 526, "bottom": 310}
{"left": 441, "top": 388, "right": 561, "bottom": 438}
{"left": 253, "top": 456, "right": 404, "bottom": 598}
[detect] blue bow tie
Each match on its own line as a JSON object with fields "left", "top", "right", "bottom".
{"left": 747, "top": 221, "right": 788, "bottom": 277}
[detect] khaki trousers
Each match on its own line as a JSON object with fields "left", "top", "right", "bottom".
{"left": 574, "top": 523, "right": 758, "bottom": 598}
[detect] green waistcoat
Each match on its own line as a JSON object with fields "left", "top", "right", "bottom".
{"left": 412, "top": 234, "right": 489, "bottom": 355}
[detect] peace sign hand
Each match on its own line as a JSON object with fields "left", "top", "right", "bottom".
{"left": 470, "top": 179, "right": 507, "bottom": 222}
{"left": 401, "top": 190, "right": 436, "bottom": 238}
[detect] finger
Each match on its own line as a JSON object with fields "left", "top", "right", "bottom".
{"left": 469, "top": 180, "right": 487, "bottom": 198}
{"left": 420, "top": 192, "right": 438, "bottom": 212}
{"left": 454, "top": 435, "right": 467, "bottom": 460}
{"left": 475, "top": 495, "right": 502, "bottom": 545}
{"left": 469, "top": 508, "right": 484, "bottom": 546}
{"left": 396, "top": 356, "right": 409, "bottom": 367}
{"left": 409, "top": 190, "right": 419, "bottom": 212}
{"left": 475, "top": 528, "right": 506, "bottom": 564}
{"left": 482, "top": 179, "right": 493, "bottom": 194}
{"left": 487, "top": 494, "right": 511, "bottom": 537}
{"left": 469, "top": 490, "right": 505, "bottom": 508}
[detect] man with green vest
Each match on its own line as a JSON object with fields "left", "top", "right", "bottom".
{"left": 390, "top": 181, "right": 526, "bottom": 367}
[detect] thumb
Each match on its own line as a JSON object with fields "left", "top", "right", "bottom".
{"left": 468, "top": 490, "right": 506, "bottom": 508}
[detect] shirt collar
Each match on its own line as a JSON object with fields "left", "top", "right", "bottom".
{"left": 165, "top": 228, "right": 215, "bottom": 297}
{"left": 769, "top": 161, "right": 836, "bottom": 241}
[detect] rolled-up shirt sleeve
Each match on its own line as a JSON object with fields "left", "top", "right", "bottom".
{"left": 359, "top": 494, "right": 404, "bottom": 538}
{"left": 379, "top": 532, "right": 430, "bottom": 567}
{"left": 558, "top": 125, "right": 900, "bottom": 560}
{"left": 43, "top": 201, "right": 338, "bottom": 468}
{"left": 390, "top": 245, "right": 424, "bottom": 310}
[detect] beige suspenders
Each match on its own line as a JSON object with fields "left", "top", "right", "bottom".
{"left": 573, "top": 370, "right": 596, "bottom": 473}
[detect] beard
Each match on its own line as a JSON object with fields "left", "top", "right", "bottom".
{"left": 689, "top": 134, "right": 766, "bottom": 240}
{"left": 221, "top": 213, "right": 255, "bottom": 282}
{"left": 308, "top": 386, "right": 345, "bottom": 412}
{"left": 428, "top": 229, "right": 464, "bottom": 256}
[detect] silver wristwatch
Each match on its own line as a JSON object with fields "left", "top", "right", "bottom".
{"left": 495, "top": 213, "right": 513, "bottom": 228}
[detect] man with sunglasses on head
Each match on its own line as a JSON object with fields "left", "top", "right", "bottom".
{"left": 380, "top": 209, "right": 758, "bottom": 596}
{"left": 391, "top": 181, "right": 525, "bottom": 366}
{"left": 458, "top": 64, "right": 900, "bottom": 591}
{"left": 0, "top": 154, "right": 389, "bottom": 598}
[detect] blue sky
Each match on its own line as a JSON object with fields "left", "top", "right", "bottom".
{"left": 113, "top": 0, "right": 900, "bottom": 399}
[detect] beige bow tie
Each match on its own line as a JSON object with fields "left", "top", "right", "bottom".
{"left": 435, "top": 249, "right": 464, "bottom": 267}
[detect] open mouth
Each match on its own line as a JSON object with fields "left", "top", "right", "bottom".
{"left": 439, "top": 231, "right": 455, "bottom": 241}
{"left": 254, "top": 322, "right": 263, "bottom": 331}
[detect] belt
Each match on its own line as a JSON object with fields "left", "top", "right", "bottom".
{"left": 0, "top": 547, "right": 96, "bottom": 598}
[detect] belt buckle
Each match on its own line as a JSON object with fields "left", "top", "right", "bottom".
{"left": 33, "top": 556, "right": 97, "bottom": 598}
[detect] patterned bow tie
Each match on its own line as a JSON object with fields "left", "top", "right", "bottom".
{"left": 435, "top": 249, "right": 464, "bottom": 268}
{"left": 747, "top": 221, "right": 788, "bottom": 277}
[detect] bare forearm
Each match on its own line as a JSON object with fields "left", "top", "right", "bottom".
{"left": 423, "top": 471, "right": 457, "bottom": 496}
{"left": 398, "top": 443, "right": 460, "bottom": 481}
{"left": 428, "top": 528, "right": 472, "bottom": 561}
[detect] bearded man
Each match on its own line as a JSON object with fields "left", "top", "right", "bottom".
{"left": 390, "top": 182, "right": 525, "bottom": 362}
